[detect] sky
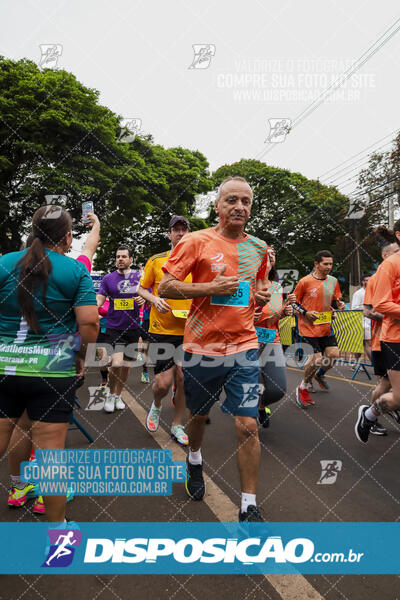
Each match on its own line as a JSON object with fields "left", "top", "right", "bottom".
{"left": 1, "top": 0, "right": 400, "bottom": 256}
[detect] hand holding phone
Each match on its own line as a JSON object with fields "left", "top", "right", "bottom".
{"left": 82, "top": 201, "right": 94, "bottom": 224}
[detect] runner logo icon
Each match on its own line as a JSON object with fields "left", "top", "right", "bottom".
{"left": 42, "top": 529, "right": 82, "bottom": 568}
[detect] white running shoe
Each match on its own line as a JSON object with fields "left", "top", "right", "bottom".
{"left": 171, "top": 425, "right": 189, "bottom": 446}
{"left": 104, "top": 393, "right": 115, "bottom": 413}
{"left": 115, "top": 396, "right": 125, "bottom": 410}
{"left": 307, "top": 381, "right": 316, "bottom": 393}
{"left": 146, "top": 403, "right": 161, "bottom": 432}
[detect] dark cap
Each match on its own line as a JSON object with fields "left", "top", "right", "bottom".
{"left": 169, "top": 215, "right": 190, "bottom": 230}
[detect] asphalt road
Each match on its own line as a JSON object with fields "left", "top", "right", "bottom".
{"left": 1, "top": 362, "right": 399, "bottom": 600}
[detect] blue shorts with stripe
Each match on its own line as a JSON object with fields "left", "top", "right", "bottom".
{"left": 182, "top": 348, "right": 260, "bottom": 418}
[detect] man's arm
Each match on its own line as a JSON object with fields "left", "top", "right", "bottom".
{"left": 80, "top": 213, "right": 100, "bottom": 262}
{"left": 137, "top": 285, "right": 170, "bottom": 313}
{"left": 159, "top": 266, "right": 239, "bottom": 299}
{"left": 363, "top": 304, "right": 383, "bottom": 321}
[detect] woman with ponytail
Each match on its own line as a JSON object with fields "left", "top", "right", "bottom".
{"left": 355, "top": 221, "right": 400, "bottom": 444}
{"left": 0, "top": 206, "right": 99, "bottom": 521}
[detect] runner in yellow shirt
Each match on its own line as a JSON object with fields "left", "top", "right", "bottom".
{"left": 138, "top": 216, "right": 192, "bottom": 446}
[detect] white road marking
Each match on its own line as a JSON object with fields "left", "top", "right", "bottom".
{"left": 123, "top": 390, "right": 323, "bottom": 600}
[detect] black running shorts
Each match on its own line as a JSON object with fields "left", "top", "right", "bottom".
{"left": 371, "top": 349, "right": 388, "bottom": 378}
{"left": 0, "top": 376, "right": 76, "bottom": 423}
{"left": 147, "top": 333, "right": 184, "bottom": 375}
{"left": 301, "top": 335, "right": 338, "bottom": 354}
{"left": 381, "top": 341, "right": 400, "bottom": 372}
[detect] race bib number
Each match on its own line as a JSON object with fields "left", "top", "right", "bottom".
{"left": 256, "top": 327, "right": 276, "bottom": 344}
{"left": 211, "top": 280, "right": 250, "bottom": 307}
{"left": 114, "top": 298, "right": 134, "bottom": 310}
{"left": 172, "top": 309, "right": 189, "bottom": 319}
{"left": 313, "top": 311, "right": 331, "bottom": 325}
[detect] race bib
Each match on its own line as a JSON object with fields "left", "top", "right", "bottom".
{"left": 313, "top": 311, "right": 331, "bottom": 325}
{"left": 114, "top": 298, "right": 134, "bottom": 310}
{"left": 256, "top": 327, "right": 276, "bottom": 344}
{"left": 172, "top": 309, "right": 189, "bottom": 319}
{"left": 211, "top": 280, "right": 250, "bottom": 307}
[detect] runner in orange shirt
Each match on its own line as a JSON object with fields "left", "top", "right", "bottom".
{"left": 159, "top": 176, "right": 270, "bottom": 522}
{"left": 355, "top": 222, "right": 400, "bottom": 443}
{"left": 362, "top": 232, "right": 400, "bottom": 436}
{"left": 292, "top": 250, "right": 345, "bottom": 408}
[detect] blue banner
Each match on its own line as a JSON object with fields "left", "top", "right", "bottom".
{"left": 21, "top": 449, "right": 185, "bottom": 496}
{"left": 0, "top": 522, "right": 398, "bottom": 574}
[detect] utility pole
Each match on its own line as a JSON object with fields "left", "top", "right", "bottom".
{"left": 346, "top": 198, "right": 365, "bottom": 303}
{"left": 389, "top": 179, "right": 395, "bottom": 228}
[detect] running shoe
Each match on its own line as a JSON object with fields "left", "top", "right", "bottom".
{"left": 314, "top": 373, "right": 330, "bottom": 391}
{"left": 171, "top": 384, "right": 176, "bottom": 406}
{"left": 32, "top": 496, "right": 45, "bottom": 514}
{"left": 355, "top": 405, "right": 373, "bottom": 444}
{"left": 33, "top": 488, "right": 75, "bottom": 515}
{"left": 145, "top": 403, "right": 161, "bottom": 433}
{"left": 115, "top": 395, "right": 125, "bottom": 410}
{"left": 104, "top": 393, "right": 115, "bottom": 413}
{"left": 370, "top": 422, "right": 387, "bottom": 436}
{"left": 295, "top": 386, "right": 312, "bottom": 408}
{"left": 185, "top": 459, "right": 205, "bottom": 500}
{"left": 239, "top": 505, "right": 264, "bottom": 522}
{"left": 307, "top": 381, "right": 316, "bottom": 393}
{"left": 387, "top": 410, "right": 400, "bottom": 424}
{"left": 137, "top": 353, "right": 143, "bottom": 363}
{"left": 171, "top": 425, "right": 189, "bottom": 446}
{"left": 258, "top": 407, "right": 271, "bottom": 428}
{"left": 8, "top": 484, "right": 36, "bottom": 508}
{"left": 141, "top": 371, "right": 150, "bottom": 383}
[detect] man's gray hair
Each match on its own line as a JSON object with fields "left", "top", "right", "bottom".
{"left": 215, "top": 176, "right": 252, "bottom": 202}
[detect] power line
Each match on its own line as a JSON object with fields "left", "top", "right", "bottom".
{"left": 255, "top": 17, "right": 400, "bottom": 162}
{"left": 319, "top": 128, "right": 399, "bottom": 179}
{"left": 322, "top": 138, "right": 396, "bottom": 186}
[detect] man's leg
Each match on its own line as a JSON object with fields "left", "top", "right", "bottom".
{"left": 296, "top": 350, "right": 321, "bottom": 408}
{"left": 303, "top": 352, "right": 322, "bottom": 383}
{"left": 235, "top": 416, "right": 260, "bottom": 494}
{"left": 171, "top": 366, "right": 186, "bottom": 427}
{"left": 145, "top": 368, "right": 174, "bottom": 433}
{"left": 314, "top": 345, "right": 339, "bottom": 392}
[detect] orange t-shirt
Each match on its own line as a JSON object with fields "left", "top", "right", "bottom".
{"left": 372, "top": 253, "right": 400, "bottom": 343}
{"left": 256, "top": 281, "right": 283, "bottom": 344}
{"left": 294, "top": 273, "right": 341, "bottom": 337}
{"left": 162, "top": 227, "right": 268, "bottom": 356}
{"left": 364, "top": 273, "right": 381, "bottom": 352}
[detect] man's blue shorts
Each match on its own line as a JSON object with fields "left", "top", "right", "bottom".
{"left": 182, "top": 348, "right": 260, "bottom": 418}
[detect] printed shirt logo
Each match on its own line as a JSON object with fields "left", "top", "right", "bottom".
{"left": 308, "top": 287, "right": 318, "bottom": 298}
{"left": 210, "top": 252, "right": 225, "bottom": 273}
{"left": 117, "top": 277, "right": 137, "bottom": 294}
{"left": 42, "top": 529, "right": 82, "bottom": 567}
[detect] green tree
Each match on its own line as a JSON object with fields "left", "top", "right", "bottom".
{"left": 0, "top": 57, "right": 212, "bottom": 267}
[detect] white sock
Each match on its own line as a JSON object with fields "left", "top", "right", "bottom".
{"left": 188, "top": 449, "right": 202, "bottom": 465}
{"left": 10, "top": 475, "right": 24, "bottom": 489}
{"left": 365, "top": 407, "right": 377, "bottom": 422}
{"left": 241, "top": 493, "right": 256, "bottom": 512}
{"left": 299, "top": 380, "right": 308, "bottom": 390}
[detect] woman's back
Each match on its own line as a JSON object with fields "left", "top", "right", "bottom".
{"left": 0, "top": 248, "right": 96, "bottom": 376}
